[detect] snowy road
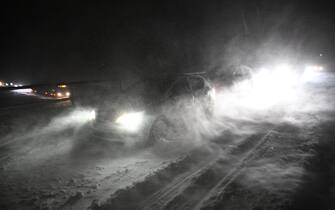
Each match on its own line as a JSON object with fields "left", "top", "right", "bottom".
{"left": 0, "top": 106, "right": 182, "bottom": 209}
{"left": 0, "top": 71, "right": 335, "bottom": 210}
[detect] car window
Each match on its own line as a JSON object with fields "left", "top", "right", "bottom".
{"left": 168, "top": 78, "right": 190, "bottom": 97}
{"left": 188, "top": 76, "right": 204, "bottom": 91}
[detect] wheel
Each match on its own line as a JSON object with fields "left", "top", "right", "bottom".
{"left": 148, "top": 115, "right": 186, "bottom": 153}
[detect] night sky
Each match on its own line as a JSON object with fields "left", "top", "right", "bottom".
{"left": 1, "top": 0, "right": 334, "bottom": 84}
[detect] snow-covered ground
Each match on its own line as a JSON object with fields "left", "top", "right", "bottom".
{"left": 0, "top": 71, "right": 334, "bottom": 210}
{"left": 0, "top": 105, "right": 182, "bottom": 209}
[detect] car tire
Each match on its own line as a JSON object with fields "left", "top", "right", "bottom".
{"left": 148, "top": 115, "right": 186, "bottom": 154}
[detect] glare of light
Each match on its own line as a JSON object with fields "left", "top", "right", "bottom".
{"left": 65, "top": 92, "right": 71, "bottom": 97}
{"left": 215, "top": 64, "right": 301, "bottom": 113}
{"left": 12, "top": 88, "right": 33, "bottom": 94}
{"left": 52, "top": 109, "right": 96, "bottom": 127}
{"left": 66, "top": 109, "right": 96, "bottom": 123}
{"left": 58, "top": 84, "right": 67, "bottom": 88}
{"left": 0, "top": 81, "right": 3, "bottom": 86}
{"left": 253, "top": 64, "right": 299, "bottom": 98}
{"left": 305, "top": 65, "right": 324, "bottom": 72}
{"left": 115, "top": 111, "right": 144, "bottom": 132}
{"left": 208, "top": 88, "right": 216, "bottom": 101}
{"left": 10, "top": 82, "right": 13, "bottom": 86}
{"left": 14, "top": 84, "right": 18, "bottom": 87}
{"left": 302, "top": 65, "right": 324, "bottom": 82}
{"left": 57, "top": 92, "right": 63, "bottom": 97}
{"left": 5, "top": 83, "right": 9, "bottom": 86}
{"left": 87, "top": 110, "right": 96, "bottom": 120}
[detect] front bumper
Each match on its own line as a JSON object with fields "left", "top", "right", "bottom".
{"left": 91, "top": 123, "right": 131, "bottom": 142}
{"left": 90, "top": 120, "right": 147, "bottom": 143}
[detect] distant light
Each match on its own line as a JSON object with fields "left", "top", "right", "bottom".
{"left": 57, "top": 92, "right": 63, "bottom": 97}
{"left": 58, "top": 84, "right": 67, "bottom": 88}
{"left": 10, "top": 83, "right": 13, "bottom": 86}
{"left": 305, "top": 65, "right": 324, "bottom": 72}
{"left": 302, "top": 65, "right": 324, "bottom": 82}
{"left": 320, "top": 53, "right": 323, "bottom": 57}
{"left": 12, "top": 88, "right": 33, "bottom": 94}
{"left": 0, "top": 81, "right": 3, "bottom": 86}
{"left": 14, "top": 84, "right": 18, "bottom": 87}
{"left": 5, "top": 83, "right": 9, "bottom": 86}
{"left": 65, "top": 92, "right": 71, "bottom": 97}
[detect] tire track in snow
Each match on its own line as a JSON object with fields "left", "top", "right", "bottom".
{"left": 138, "top": 129, "right": 275, "bottom": 210}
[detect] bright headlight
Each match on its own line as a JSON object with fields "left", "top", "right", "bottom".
{"left": 57, "top": 92, "right": 63, "bottom": 97}
{"left": 115, "top": 111, "right": 144, "bottom": 132}
{"left": 88, "top": 110, "right": 96, "bottom": 120}
{"left": 208, "top": 88, "right": 216, "bottom": 101}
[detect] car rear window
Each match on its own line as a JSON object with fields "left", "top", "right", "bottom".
{"left": 188, "top": 77, "right": 204, "bottom": 91}
{"left": 169, "top": 78, "right": 190, "bottom": 97}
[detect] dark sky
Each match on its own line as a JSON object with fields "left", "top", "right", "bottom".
{"left": 1, "top": 0, "right": 334, "bottom": 84}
